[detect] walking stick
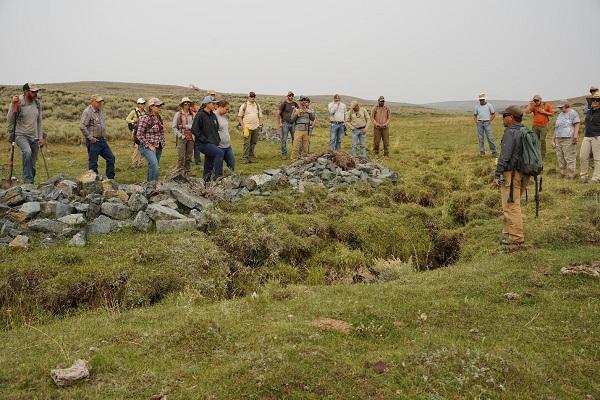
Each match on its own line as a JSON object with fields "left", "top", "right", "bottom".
{"left": 2, "top": 99, "right": 19, "bottom": 188}
{"left": 40, "top": 144, "right": 50, "bottom": 180}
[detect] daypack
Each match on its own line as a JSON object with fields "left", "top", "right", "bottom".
{"left": 240, "top": 101, "right": 261, "bottom": 117}
{"left": 130, "top": 109, "right": 143, "bottom": 144}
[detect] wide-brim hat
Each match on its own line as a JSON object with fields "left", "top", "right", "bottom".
{"left": 179, "top": 97, "right": 192, "bottom": 106}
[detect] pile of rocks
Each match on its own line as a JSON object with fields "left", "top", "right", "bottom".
{"left": 0, "top": 152, "right": 398, "bottom": 249}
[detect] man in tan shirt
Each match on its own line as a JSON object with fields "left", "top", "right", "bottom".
{"left": 237, "top": 91, "right": 263, "bottom": 163}
{"left": 345, "top": 101, "right": 370, "bottom": 157}
{"left": 371, "top": 96, "right": 391, "bottom": 159}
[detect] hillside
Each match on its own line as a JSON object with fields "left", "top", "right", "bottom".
{"left": 424, "top": 95, "right": 591, "bottom": 112}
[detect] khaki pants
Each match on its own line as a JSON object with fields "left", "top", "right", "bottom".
{"left": 554, "top": 138, "right": 577, "bottom": 178}
{"left": 291, "top": 130, "right": 309, "bottom": 161}
{"left": 373, "top": 126, "right": 390, "bottom": 156}
{"left": 242, "top": 128, "right": 260, "bottom": 161}
{"left": 129, "top": 144, "right": 144, "bottom": 168}
{"left": 501, "top": 171, "right": 528, "bottom": 242}
{"left": 532, "top": 125, "right": 548, "bottom": 159}
{"left": 580, "top": 136, "right": 600, "bottom": 182}
{"left": 175, "top": 137, "right": 194, "bottom": 176}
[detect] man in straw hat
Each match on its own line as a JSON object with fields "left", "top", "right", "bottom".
{"left": 473, "top": 93, "right": 497, "bottom": 156}
{"left": 552, "top": 100, "right": 580, "bottom": 179}
{"left": 79, "top": 94, "right": 115, "bottom": 179}
{"left": 580, "top": 92, "right": 600, "bottom": 183}
{"left": 6, "top": 83, "right": 46, "bottom": 184}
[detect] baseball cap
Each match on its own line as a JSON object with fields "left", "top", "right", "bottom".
{"left": 136, "top": 98, "right": 146, "bottom": 104}
{"left": 147, "top": 97, "right": 164, "bottom": 107}
{"left": 248, "top": 91, "right": 256, "bottom": 97}
{"left": 556, "top": 99, "right": 570, "bottom": 108}
{"left": 502, "top": 105, "right": 523, "bottom": 119}
{"left": 378, "top": 96, "right": 385, "bottom": 101}
{"left": 532, "top": 95, "right": 542, "bottom": 101}
{"left": 299, "top": 95, "right": 308, "bottom": 101}
{"left": 23, "top": 83, "right": 40, "bottom": 92}
{"left": 91, "top": 94, "right": 104, "bottom": 102}
{"left": 202, "top": 95, "right": 218, "bottom": 105}
{"left": 287, "top": 91, "right": 294, "bottom": 97}
{"left": 590, "top": 86, "right": 598, "bottom": 92}
{"left": 478, "top": 93, "right": 486, "bottom": 100}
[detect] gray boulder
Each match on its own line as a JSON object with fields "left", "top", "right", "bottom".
{"left": 127, "top": 193, "right": 148, "bottom": 212}
{"left": 1, "top": 186, "right": 25, "bottom": 206}
{"left": 27, "top": 218, "right": 68, "bottom": 234}
{"left": 88, "top": 215, "right": 119, "bottom": 235}
{"left": 68, "top": 231, "right": 87, "bottom": 247}
{"left": 101, "top": 202, "right": 131, "bottom": 220}
{"left": 170, "top": 188, "right": 213, "bottom": 210}
{"left": 132, "top": 211, "right": 153, "bottom": 232}
{"left": 146, "top": 204, "right": 186, "bottom": 221}
{"left": 8, "top": 234, "right": 29, "bottom": 249}
{"left": 58, "top": 213, "right": 86, "bottom": 226}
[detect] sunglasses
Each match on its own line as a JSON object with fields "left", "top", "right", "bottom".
{"left": 533, "top": 99, "right": 540, "bottom": 102}
{"left": 502, "top": 113, "right": 512, "bottom": 118}
{"left": 592, "top": 99, "right": 600, "bottom": 103}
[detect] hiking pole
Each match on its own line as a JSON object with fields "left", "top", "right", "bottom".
{"left": 534, "top": 176, "right": 540, "bottom": 218}
{"left": 40, "top": 143, "right": 50, "bottom": 180}
{"left": 4, "top": 99, "right": 19, "bottom": 188}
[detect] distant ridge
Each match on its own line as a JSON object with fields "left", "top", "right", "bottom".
{"left": 423, "top": 96, "right": 590, "bottom": 112}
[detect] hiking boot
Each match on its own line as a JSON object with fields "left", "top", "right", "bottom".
{"left": 479, "top": 152, "right": 485, "bottom": 157}
{"left": 500, "top": 238, "right": 524, "bottom": 245}
{"left": 281, "top": 154, "right": 287, "bottom": 160}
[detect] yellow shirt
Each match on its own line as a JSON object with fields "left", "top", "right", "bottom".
{"left": 238, "top": 101, "right": 262, "bottom": 130}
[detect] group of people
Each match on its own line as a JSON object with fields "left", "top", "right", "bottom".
{"left": 490, "top": 85, "right": 600, "bottom": 245}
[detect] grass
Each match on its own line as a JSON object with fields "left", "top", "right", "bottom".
{"left": 0, "top": 82, "right": 599, "bottom": 399}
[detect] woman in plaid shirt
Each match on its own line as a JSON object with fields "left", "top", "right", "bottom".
{"left": 136, "top": 97, "right": 166, "bottom": 186}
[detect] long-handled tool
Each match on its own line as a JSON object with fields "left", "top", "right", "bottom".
{"left": 2, "top": 98, "right": 19, "bottom": 188}
{"left": 40, "top": 144, "right": 50, "bottom": 180}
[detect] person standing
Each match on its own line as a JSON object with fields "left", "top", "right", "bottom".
{"left": 276, "top": 91, "right": 298, "bottom": 160}
{"left": 79, "top": 95, "right": 115, "bottom": 179}
{"left": 290, "top": 96, "right": 315, "bottom": 161}
{"left": 525, "top": 94, "right": 553, "bottom": 159}
{"left": 580, "top": 92, "right": 600, "bottom": 183}
{"left": 215, "top": 100, "right": 235, "bottom": 172}
{"left": 192, "top": 96, "right": 223, "bottom": 181}
{"left": 494, "top": 106, "right": 528, "bottom": 245}
{"left": 345, "top": 101, "right": 370, "bottom": 157}
{"left": 126, "top": 98, "right": 146, "bottom": 168}
{"left": 552, "top": 100, "right": 580, "bottom": 179}
{"left": 6, "top": 83, "right": 46, "bottom": 184}
{"left": 136, "top": 98, "right": 166, "bottom": 186}
{"left": 237, "top": 92, "right": 263, "bottom": 163}
{"left": 371, "top": 96, "right": 392, "bottom": 159}
{"left": 172, "top": 97, "right": 195, "bottom": 176}
{"left": 473, "top": 93, "right": 497, "bottom": 156}
{"left": 327, "top": 94, "right": 346, "bottom": 151}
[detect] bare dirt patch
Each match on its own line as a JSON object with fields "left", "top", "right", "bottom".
{"left": 309, "top": 318, "right": 353, "bottom": 333}
{"left": 560, "top": 261, "right": 600, "bottom": 278}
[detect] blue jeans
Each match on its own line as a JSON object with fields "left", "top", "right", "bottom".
{"left": 14, "top": 136, "right": 39, "bottom": 184}
{"left": 351, "top": 128, "right": 366, "bottom": 157}
{"left": 194, "top": 141, "right": 202, "bottom": 165}
{"left": 198, "top": 142, "right": 224, "bottom": 181}
{"left": 476, "top": 121, "right": 497, "bottom": 154}
{"left": 329, "top": 123, "right": 345, "bottom": 151}
{"left": 281, "top": 122, "right": 295, "bottom": 157}
{"left": 139, "top": 143, "right": 162, "bottom": 182}
{"left": 86, "top": 138, "right": 115, "bottom": 179}
{"left": 222, "top": 146, "right": 235, "bottom": 171}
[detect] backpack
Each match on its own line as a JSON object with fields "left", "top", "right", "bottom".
{"left": 509, "top": 126, "right": 543, "bottom": 216}
{"left": 130, "top": 110, "right": 142, "bottom": 144}
{"left": 241, "top": 101, "right": 261, "bottom": 117}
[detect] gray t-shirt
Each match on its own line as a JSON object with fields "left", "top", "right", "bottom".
{"left": 554, "top": 109, "right": 580, "bottom": 138}
{"left": 6, "top": 95, "right": 43, "bottom": 140}
{"left": 474, "top": 102, "right": 495, "bottom": 121}
{"left": 215, "top": 113, "right": 231, "bottom": 148}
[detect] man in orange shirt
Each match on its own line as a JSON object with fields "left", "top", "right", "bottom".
{"left": 525, "top": 94, "right": 553, "bottom": 159}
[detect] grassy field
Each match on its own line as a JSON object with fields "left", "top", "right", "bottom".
{"left": 0, "top": 83, "right": 599, "bottom": 399}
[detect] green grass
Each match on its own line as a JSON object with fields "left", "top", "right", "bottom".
{"left": 0, "top": 83, "right": 599, "bottom": 399}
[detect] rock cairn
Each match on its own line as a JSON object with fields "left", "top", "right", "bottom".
{"left": 0, "top": 152, "right": 397, "bottom": 248}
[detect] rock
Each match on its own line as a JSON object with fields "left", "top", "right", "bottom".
{"left": 146, "top": 204, "right": 186, "bottom": 221}
{"left": 85, "top": 193, "right": 104, "bottom": 205}
{"left": 132, "top": 211, "right": 153, "bottom": 232}
{"left": 5, "top": 201, "right": 41, "bottom": 223}
{"left": 8, "top": 234, "right": 29, "bottom": 249}
{"left": 72, "top": 202, "right": 90, "bottom": 213}
{"left": 156, "top": 198, "right": 179, "bottom": 210}
{"left": 27, "top": 219, "right": 68, "bottom": 234}
{"left": 560, "top": 262, "right": 600, "bottom": 278}
{"left": 88, "top": 215, "right": 119, "bottom": 235}
{"left": 244, "top": 174, "right": 273, "bottom": 191}
{"left": 0, "top": 203, "right": 9, "bottom": 217}
{"left": 40, "top": 200, "right": 73, "bottom": 219}
{"left": 1, "top": 220, "right": 16, "bottom": 236}
{"left": 77, "top": 171, "right": 103, "bottom": 196}
{"left": 40, "top": 184, "right": 61, "bottom": 200}
{"left": 170, "top": 188, "right": 213, "bottom": 210}
{"left": 58, "top": 213, "right": 86, "bottom": 226}
{"left": 42, "top": 174, "right": 64, "bottom": 186}
{"left": 127, "top": 193, "right": 148, "bottom": 212}
{"left": 1, "top": 186, "right": 25, "bottom": 206}
{"left": 57, "top": 180, "right": 78, "bottom": 198}
{"left": 189, "top": 208, "right": 221, "bottom": 231}
{"left": 119, "top": 183, "right": 145, "bottom": 195}
{"left": 86, "top": 203, "right": 101, "bottom": 220}
{"left": 503, "top": 292, "right": 521, "bottom": 300}
{"left": 50, "top": 359, "right": 90, "bottom": 387}
{"left": 101, "top": 179, "right": 116, "bottom": 192}
{"left": 68, "top": 231, "right": 87, "bottom": 247}
{"left": 155, "top": 218, "right": 196, "bottom": 233}
{"left": 105, "top": 189, "right": 129, "bottom": 203}
{"left": 101, "top": 202, "right": 132, "bottom": 220}
{"left": 263, "top": 168, "right": 281, "bottom": 176}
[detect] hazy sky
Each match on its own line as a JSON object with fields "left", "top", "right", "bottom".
{"left": 1, "top": 0, "right": 599, "bottom": 104}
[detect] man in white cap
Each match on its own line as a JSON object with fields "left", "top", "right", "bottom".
{"left": 6, "top": 83, "right": 46, "bottom": 184}
{"left": 473, "top": 93, "right": 497, "bottom": 156}
{"left": 552, "top": 100, "right": 580, "bottom": 179}
{"left": 79, "top": 95, "right": 116, "bottom": 179}
{"left": 125, "top": 97, "right": 146, "bottom": 168}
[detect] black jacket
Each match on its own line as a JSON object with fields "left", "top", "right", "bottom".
{"left": 191, "top": 109, "right": 219, "bottom": 145}
{"left": 495, "top": 123, "right": 524, "bottom": 177}
{"left": 584, "top": 108, "right": 600, "bottom": 137}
